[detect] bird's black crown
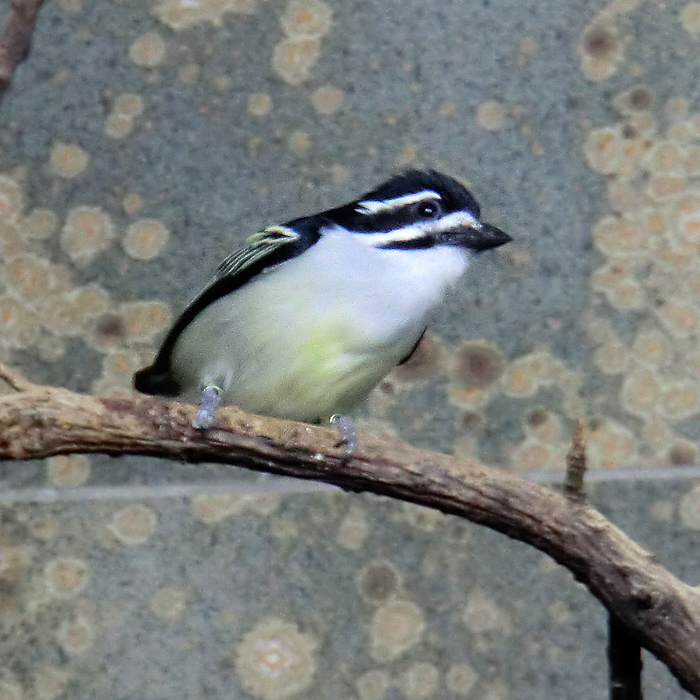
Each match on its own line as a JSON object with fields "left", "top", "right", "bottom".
{"left": 360, "top": 169, "right": 481, "bottom": 218}
{"left": 311, "top": 169, "right": 482, "bottom": 234}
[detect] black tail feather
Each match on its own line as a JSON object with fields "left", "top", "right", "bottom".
{"left": 133, "top": 365, "right": 180, "bottom": 397}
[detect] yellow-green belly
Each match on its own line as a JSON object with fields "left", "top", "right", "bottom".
{"left": 173, "top": 305, "right": 411, "bottom": 422}
{"left": 237, "top": 315, "right": 402, "bottom": 421}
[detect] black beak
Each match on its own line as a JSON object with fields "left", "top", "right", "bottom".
{"left": 444, "top": 221, "right": 512, "bottom": 252}
{"left": 377, "top": 219, "right": 513, "bottom": 251}
{"left": 467, "top": 222, "right": 512, "bottom": 252}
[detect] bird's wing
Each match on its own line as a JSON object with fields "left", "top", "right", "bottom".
{"left": 213, "top": 225, "right": 300, "bottom": 280}
{"left": 133, "top": 226, "right": 303, "bottom": 395}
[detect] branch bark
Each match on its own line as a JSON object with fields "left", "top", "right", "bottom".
{"left": 2, "top": 366, "right": 700, "bottom": 697}
{"left": 565, "top": 418, "right": 587, "bottom": 501}
{"left": 0, "top": 0, "right": 47, "bottom": 105}
{"left": 609, "top": 612, "right": 644, "bottom": 700}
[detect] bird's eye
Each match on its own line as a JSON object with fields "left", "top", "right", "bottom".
{"left": 416, "top": 201, "right": 440, "bottom": 218}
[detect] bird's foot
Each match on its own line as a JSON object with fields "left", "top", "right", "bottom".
{"left": 192, "top": 385, "right": 222, "bottom": 429}
{"left": 330, "top": 414, "right": 358, "bottom": 456}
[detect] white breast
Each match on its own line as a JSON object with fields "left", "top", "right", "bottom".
{"left": 292, "top": 229, "right": 470, "bottom": 343}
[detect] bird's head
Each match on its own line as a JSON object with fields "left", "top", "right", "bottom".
{"left": 312, "top": 170, "right": 512, "bottom": 253}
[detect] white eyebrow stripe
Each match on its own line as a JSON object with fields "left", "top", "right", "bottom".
{"left": 356, "top": 225, "right": 425, "bottom": 246}
{"left": 363, "top": 211, "right": 481, "bottom": 245}
{"left": 355, "top": 190, "right": 441, "bottom": 214}
{"left": 425, "top": 210, "right": 481, "bottom": 232}
{"left": 322, "top": 222, "right": 424, "bottom": 247}
{"left": 322, "top": 211, "right": 482, "bottom": 248}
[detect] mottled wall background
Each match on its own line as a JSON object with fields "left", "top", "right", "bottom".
{"left": 1, "top": 0, "right": 700, "bottom": 698}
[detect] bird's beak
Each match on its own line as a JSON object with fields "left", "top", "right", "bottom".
{"left": 474, "top": 222, "right": 512, "bottom": 251}
{"left": 446, "top": 221, "right": 512, "bottom": 252}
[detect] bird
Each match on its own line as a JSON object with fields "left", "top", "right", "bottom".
{"left": 133, "top": 170, "right": 511, "bottom": 449}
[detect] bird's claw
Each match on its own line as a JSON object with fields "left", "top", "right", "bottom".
{"left": 192, "top": 385, "right": 222, "bottom": 429}
{"left": 330, "top": 414, "right": 358, "bottom": 456}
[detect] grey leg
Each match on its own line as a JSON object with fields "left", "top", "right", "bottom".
{"left": 330, "top": 414, "right": 358, "bottom": 456}
{"left": 192, "top": 385, "right": 222, "bottom": 429}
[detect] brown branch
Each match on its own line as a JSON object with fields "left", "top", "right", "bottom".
{"left": 564, "top": 418, "right": 587, "bottom": 501}
{"left": 1, "top": 365, "right": 700, "bottom": 697}
{"left": 0, "top": 360, "right": 36, "bottom": 391}
{"left": 0, "top": 0, "right": 48, "bottom": 106}
{"left": 565, "top": 423, "right": 644, "bottom": 698}
{"left": 609, "top": 613, "right": 644, "bottom": 700}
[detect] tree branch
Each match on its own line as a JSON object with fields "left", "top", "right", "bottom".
{"left": 0, "top": 359, "right": 36, "bottom": 391}
{"left": 609, "top": 612, "right": 644, "bottom": 700}
{"left": 1, "top": 364, "right": 700, "bottom": 697}
{"left": 0, "top": 0, "right": 47, "bottom": 106}
{"left": 564, "top": 418, "right": 587, "bottom": 501}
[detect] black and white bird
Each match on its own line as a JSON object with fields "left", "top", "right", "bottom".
{"left": 134, "top": 170, "right": 511, "bottom": 444}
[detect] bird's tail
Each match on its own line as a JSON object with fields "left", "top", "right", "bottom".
{"left": 133, "top": 365, "right": 180, "bottom": 397}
